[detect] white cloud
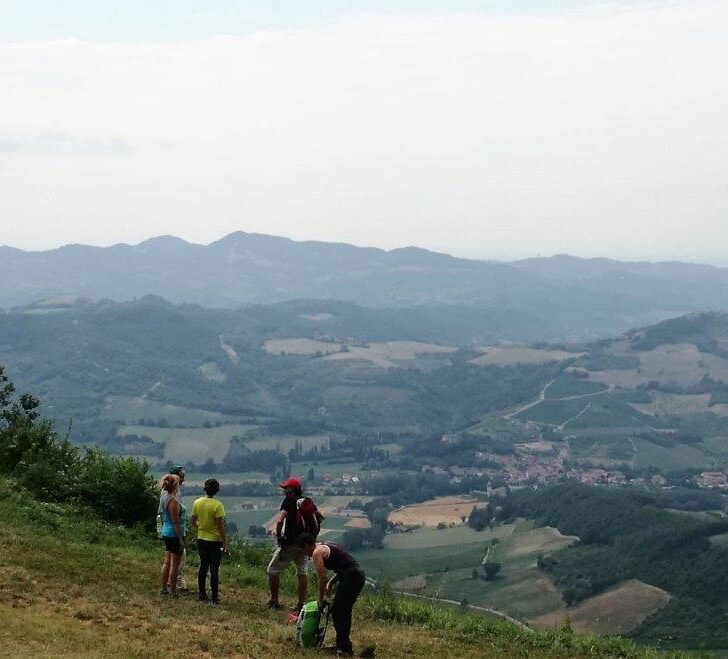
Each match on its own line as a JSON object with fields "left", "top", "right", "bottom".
{"left": 0, "top": 2, "right": 727, "bottom": 262}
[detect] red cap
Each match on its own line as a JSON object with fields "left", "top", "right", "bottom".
{"left": 279, "top": 477, "right": 302, "bottom": 490}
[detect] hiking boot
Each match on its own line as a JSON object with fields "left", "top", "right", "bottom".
{"left": 209, "top": 599, "right": 220, "bottom": 606}
{"left": 267, "top": 600, "right": 282, "bottom": 610}
{"left": 159, "top": 588, "right": 170, "bottom": 596}
{"left": 198, "top": 593, "right": 209, "bottom": 602}
{"left": 176, "top": 587, "right": 191, "bottom": 596}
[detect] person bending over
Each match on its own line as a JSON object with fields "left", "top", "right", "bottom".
{"left": 298, "top": 533, "right": 366, "bottom": 657}
{"left": 190, "top": 478, "right": 228, "bottom": 604}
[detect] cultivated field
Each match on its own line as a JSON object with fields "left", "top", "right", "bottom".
{"left": 544, "top": 377, "right": 608, "bottom": 399}
{"left": 262, "top": 338, "right": 341, "bottom": 355}
{"left": 118, "top": 423, "right": 257, "bottom": 463}
{"left": 102, "top": 395, "right": 236, "bottom": 426}
{"left": 589, "top": 343, "right": 728, "bottom": 389}
{"left": 531, "top": 580, "right": 671, "bottom": 635}
{"left": 632, "top": 391, "right": 728, "bottom": 417}
{"left": 388, "top": 496, "right": 486, "bottom": 527}
{"left": 470, "top": 347, "right": 584, "bottom": 367}
{"left": 631, "top": 437, "right": 710, "bottom": 471}
{"left": 499, "top": 526, "right": 578, "bottom": 560}
{"left": 324, "top": 341, "right": 456, "bottom": 369}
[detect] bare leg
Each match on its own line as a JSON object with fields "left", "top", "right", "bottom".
{"left": 168, "top": 554, "right": 182, "bottom": 594}
{"left": 161, "top": 553, "right": 172, "bottom": 590}
{"left": 296, "top": 574, "right": 308, "bottom": 609}
{"left": 268, "top": 573, "right": 280, "bottom": 604}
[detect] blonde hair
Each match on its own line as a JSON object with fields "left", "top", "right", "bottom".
{"left": 160, "top": 473, "right": 180, "bottom": 494}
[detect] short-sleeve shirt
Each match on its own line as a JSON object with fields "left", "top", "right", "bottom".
{"left": 280, "top": 496, "right": 298, "bottom": 545}
{"left": 192, "top": 496, "right": 226, "bottom": 541}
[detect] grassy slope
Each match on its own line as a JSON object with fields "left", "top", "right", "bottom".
{"left": 0, "top": 481, "right": 682, "bottom": 659}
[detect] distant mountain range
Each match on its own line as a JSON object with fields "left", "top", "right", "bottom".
{"left": 4, "top": 232, "right": 728, "bottom": 340}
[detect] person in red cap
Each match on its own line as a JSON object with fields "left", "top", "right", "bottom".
{"left": 266, "top": 476, "right": 310, "bottom": 612}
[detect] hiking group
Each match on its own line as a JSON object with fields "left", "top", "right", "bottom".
{"left": 158, "top": 470, "right": 366, "bottom": 656}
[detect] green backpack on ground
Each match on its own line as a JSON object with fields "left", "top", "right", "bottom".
{"left": 296, "top": 600, "right": 329, "bottom": 648}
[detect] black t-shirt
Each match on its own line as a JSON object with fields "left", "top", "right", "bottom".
{"left": 323, "top": 542, "right": 358, "bottom": 575}
{"left": 280, "top": 496, "right": 298, "bottom": 545}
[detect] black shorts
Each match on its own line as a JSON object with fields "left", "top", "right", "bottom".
{"left": 163, "top": 536, "right": 183, "bottom": 555}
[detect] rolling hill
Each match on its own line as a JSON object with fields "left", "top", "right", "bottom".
{"left": 5, "top": 232, "right": 728, "bottom": 340}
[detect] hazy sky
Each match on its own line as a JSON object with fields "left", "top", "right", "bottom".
{"left": 1, "top": 1, "right": 726, "bottom": 262}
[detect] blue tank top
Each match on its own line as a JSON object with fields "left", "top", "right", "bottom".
{"left": 159, "top": 491, "right": 187, "bottom": 538}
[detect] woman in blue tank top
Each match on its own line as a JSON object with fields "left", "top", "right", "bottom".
{"left": 159, "top": 473, "right": 186, "bottom": 596}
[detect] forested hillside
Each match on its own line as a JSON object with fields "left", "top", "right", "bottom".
{"left": 500, "top": 483, "right": 728, "bottom": 648}
{"left": 6, "top": 233, "right": 728, "bottom": 339}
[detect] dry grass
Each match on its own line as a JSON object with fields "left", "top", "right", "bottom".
{"left": 501, "top": 527, "right": 578, "bottom": 560}
{"left": 324, "top": 341, "right": 456, "bottom": 369}
{"left": 0, "top": 485, "right": 682, "bottom": 659}
{"left": 470, "top": 348, "right": 584, "bottom": 367}
{"left": 389, "top": 496, "right": 486, "bottom": 527}
{"left": 531, "top": 580, "right": 671, "bottom": 636}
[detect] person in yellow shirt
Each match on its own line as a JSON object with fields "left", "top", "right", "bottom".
{"left": 190, "top": 478, "right": 228, "bottom": 604}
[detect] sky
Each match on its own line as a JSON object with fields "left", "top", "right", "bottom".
{"left": 0, "top": 1, "right": 726, "bottom": 263}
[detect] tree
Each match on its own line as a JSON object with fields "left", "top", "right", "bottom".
{"left": 483, "top": 562, "right": 502, "bottom": 581}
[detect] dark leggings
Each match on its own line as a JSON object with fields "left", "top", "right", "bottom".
{"left": 331, "top": 567, "right": 366, "bottom": 654}
{"left": 197, "top": 539, "right": 223, "bottom": 601}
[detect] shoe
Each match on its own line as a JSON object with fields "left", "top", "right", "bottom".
{"left": 267, "top": 600, "right": 282, "bottom": 610}
{"left": 198, "top": 593, "right": 209, "bottom": 602}
{"left": 290, "top": 603, "right": 304, "bottom": 614}
{"left": 177, "top": 587, "right": 191, "bottom": 596}
{"left": 337, "top": 651, "right": 354, "bottom": 657}
{"left": 209, "top": 599, "right": 220, "bottom": 606}
{"left": 159, "top": 588, "right": 170, "bottom": 596}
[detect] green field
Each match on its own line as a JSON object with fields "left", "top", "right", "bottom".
{"left": 102, "top": 395, "right": 238, "bottom": 426}
{"left": 544, "top": 378, "right": 607, "bottom": 399}
{"left": 516, "top": 399, "right": 590, "bottom": 425}
{"left": 368, "top": 521, "right": 573, "bottom": 620}
{"left": 565, "top": 397, "right": 653, "bottom": 430}
{"left": 631, "top": 437, "right": 711, "bottom": 471}
{"left": 568, "top": 435, "right": 633, "bottom": 462}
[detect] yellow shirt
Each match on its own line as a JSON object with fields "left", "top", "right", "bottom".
{"left": 192, "top": 496, "right": 226, "bottom": 541}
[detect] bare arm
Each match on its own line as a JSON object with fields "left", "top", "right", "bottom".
{"left": 312, "top": 546, "right": 329, "bottom": 606}
{"left": 275, "top": 510, "right": 287, "bottom": 543}
{"left": 215, "top": 516, "right": 228, "bottom": 551}
{"left": 190, "top": 514, "right": 198, "bottom": 528}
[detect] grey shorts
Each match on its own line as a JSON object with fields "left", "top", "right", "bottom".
{"left": 267, "top": 544, "right": 308, "bottom": 576}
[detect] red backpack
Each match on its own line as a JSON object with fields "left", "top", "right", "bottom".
{"left": 296, "top": 497, "right": 324, "bottom": 538}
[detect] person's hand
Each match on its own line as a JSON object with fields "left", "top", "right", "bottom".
{"left": 326, "top": 579, "right": 335, "bottom": 595}
{"left": 180, "top": 541, "right": 186, "bottom": 551}
{"left": 223, "top": 542, "right": 229, "bottom": 554}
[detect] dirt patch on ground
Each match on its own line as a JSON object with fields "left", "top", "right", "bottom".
{"left": 389, "top": 497, "right": 485, "bottom": 527}
{"left": 530, "top": 579, "right": 671, "bottom": 636}
{"left": 470, "top": 347, "right": 584, "bottom": 367}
